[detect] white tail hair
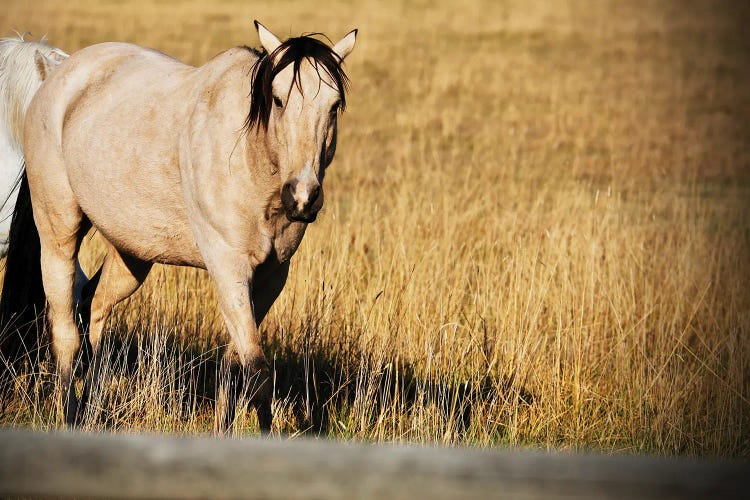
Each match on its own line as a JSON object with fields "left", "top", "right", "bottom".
{"left": 0, "top": 33, "right": 68, "bottom": 153}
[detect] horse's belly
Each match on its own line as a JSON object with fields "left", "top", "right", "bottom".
{"left": 100, "top": 210, "right": 203, "bottom": 267}
{"left": 70, "top": 173, "right": 204, "bottom": 268}
{"left": 97, "top": 209, "right": 202, "bottom": 267}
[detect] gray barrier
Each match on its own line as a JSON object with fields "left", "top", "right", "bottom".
{"left": 0, "top": 428, "right": 746, "bottom": 498}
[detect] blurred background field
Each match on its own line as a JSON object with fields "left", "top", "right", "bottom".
{"left": 1, "top": 0, "right": 748, "bottom": 457}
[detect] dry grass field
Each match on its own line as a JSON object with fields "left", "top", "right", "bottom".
{"left": 1, "top": 0, "right": 748, "bottom": 457}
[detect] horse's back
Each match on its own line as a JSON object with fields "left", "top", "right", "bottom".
{"left": 29, "top": 42, "right": 189, "bottom": 131}
{"left": 24, "top": 42, "right": 206, "bottom": 266}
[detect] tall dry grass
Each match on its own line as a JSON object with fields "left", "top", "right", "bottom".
{"left": 1, "top": 0, "right": 748, "bottom": 456}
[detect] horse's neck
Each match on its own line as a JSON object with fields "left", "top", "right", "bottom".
{"left": 0, "top": 125, "right": 23, "bottom": 239}
{"left": 0, "top": 95, "right": 27, "bottom": 203}
{"left": 0, "top": 91, "right": 24, "bottom": 155}
{"left": 216, "top": 57, "right": 310, "bottom": 261}
{"left": 0, "top": 120, "right": 23, "bottom": 192}
{"left": 183, "top": 49, "right": 299, "bottom": 258}
{"left": 188, "top": 49, "right": 311, "bottom": 264}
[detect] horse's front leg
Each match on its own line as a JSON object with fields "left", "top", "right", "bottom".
{"left": 206, "top": 250, "right": 272, "bottom": 435}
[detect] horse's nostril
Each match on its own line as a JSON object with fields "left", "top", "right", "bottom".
{"left": 281, "top": 179, "right": 321, "bottom": 222}
{"left": 281, "top": 181, "right": 296, "bottom": 213}
{"left": 308, "top": 185, "right": 321, "bottom": 205}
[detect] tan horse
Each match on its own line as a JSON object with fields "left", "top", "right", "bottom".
{"left": 0, "top": 22, "right": 356, "bottom": 433}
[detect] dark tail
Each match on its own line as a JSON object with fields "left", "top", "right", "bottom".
{"left": 0, "top": 171, "right": 46, "bottom": 374}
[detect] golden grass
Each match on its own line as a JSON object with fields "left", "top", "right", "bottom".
{"left": 1, "top": 0, "right": 749, "bottom": 456}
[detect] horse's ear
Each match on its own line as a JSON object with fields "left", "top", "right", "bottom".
{"left": 333, "top": 29, "right": 357, "bottom": 60}
{"left": 34, "top": 50, "right": 64, "bottom": 81}
{"left": 255, "top": 20, "right": 281, "bottom": 54}
{"left": 50, "top": 50, "right": 68, "bottom": 63}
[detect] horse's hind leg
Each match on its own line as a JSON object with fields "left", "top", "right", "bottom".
{"left": 33, "top": 196, "right": 87, "bottom": 425}
{"left": 86, "top": 243, "right": 151, "bottom": 356}
{"left": 26, "top": 139, "right": 92, "bottom": 425}
{"left": 79, "top": 243, "right": 152, "bottom": 415}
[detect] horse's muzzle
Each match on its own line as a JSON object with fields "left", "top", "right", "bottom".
{"left": 281, "top": 180, "right": 323, "bottom": 223}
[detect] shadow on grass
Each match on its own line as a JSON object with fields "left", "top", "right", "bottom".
{"left": 266, "top": 329, "right": 536, "bottom": 437}
{"left": 2, "top": 318, "right": 535, "bottom": 436}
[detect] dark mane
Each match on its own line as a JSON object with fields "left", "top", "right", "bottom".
{"left": 245, "top": 35, "right": 349, "bottom": 131}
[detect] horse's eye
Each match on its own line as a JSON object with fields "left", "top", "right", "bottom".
{"left": 330, "top": 101, "right": 341, "bottom": 115}
{"left": 273, "top": 95, "right": 283, "bottom": 108}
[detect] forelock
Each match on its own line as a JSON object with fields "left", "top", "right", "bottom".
{"left": 245, "top": 35, "right": 349, "bottom": 131}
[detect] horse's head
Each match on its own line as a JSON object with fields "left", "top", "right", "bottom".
{"left": 247, "top": 22, "right": 356, "bottom": 223}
